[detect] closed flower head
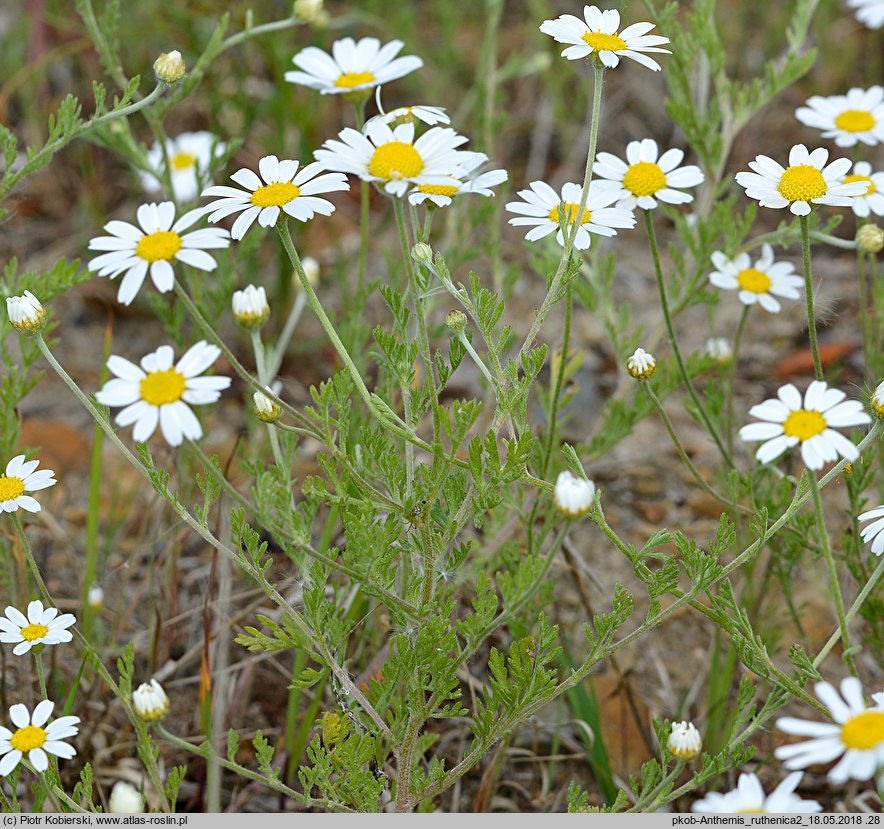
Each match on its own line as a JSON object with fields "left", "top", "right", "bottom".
{"left": 153, "top": 50, "right": 186, "bottom": 83}
{"left": 132, "top": 679, "right": 169, "bottom": 722}
{"left": 232, "top": 285, "right": 270, "bottom": 329}
{"left": 668, "top": 721, "right": 702, "bottom": 760}
{"left": 627, "top": 347, "right": 656, "bottom": 379}
{"left": 553, "top": 470, "right": 596, "bottom": 518}
{"left": 6, "top": 291, "right": 46, "bottom": 333}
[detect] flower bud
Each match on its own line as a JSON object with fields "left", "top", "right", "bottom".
{"left": 872, "top": 380, "right": 884, "bottom": 417}
{"left": 667, "top": 721, "right": 702, "bottom": 760}
{"left": 857, "top": 224, "right": 884, "bottom": 254}
{"left": 132, "top": 679, "right": 169, "bottom": 722}
{"left": 6, "top": 291, "right": 46, "bottom": 334}
{"left": 300, "top": 256, "right": 320, "bottom": 287}
{"left": 411, "top": 242, "right": 433, "bottom": 264}
{"left": 232, "top": 285, "right": 270, "bottom": 330}
{"left": 553, "top": 470, "right": 596, "bottom": 518}
{"left": 254, "top": 388, "right": 281, "bottom": 423}
{"left": 153, "top": 50, "right": 186, "bottom": 83}
{"left": 705, "top": 337, "right": 732, "bottom": 364}
{"left": 294, "top": 0, "right": 329, "bottom": 25}
{"left": 87, "top": 584, "right": 104, "bottom": 611}
{"left": 109, "top": 781, "right": 143, "bottom": 813}
{"left": 445, "top": 309, "right": 467, "bottom": 334}
{"left": 627, "top": 347, "right": 656, "bottom": 380}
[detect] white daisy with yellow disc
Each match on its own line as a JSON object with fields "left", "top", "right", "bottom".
{"left": 95, "top": 341, "right": 231, "bottom": 447}
{"left": 0, "top": 454, "right": 56, "bottom": 514}
{"left": 795, "top": 86, "right": 884, "bottom": 148}
{"left": 88, "top": 202, "right": 230, "bottom": 305}
{"left": 0, "top": 700, "right": 79, "bottom": 776}
{"left": 708, "top": 244, "right": 802, "bottom": 313}
{"left": 141, "top": 131, "right": 227, "bottom": 203}
{"left": 0, "top": 600, "right": 75, "bottom": 656}
{"left": 408, "top": 151, "right": 508, "bottom": 208}
{"left": 841, "top": 160, "right": 884, "bottom": 217}
{"left": 692, "top": 772, "right": 821, "bottom": 814}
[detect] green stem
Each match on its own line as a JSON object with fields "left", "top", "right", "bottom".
{"left": 724, "top": 305, "right": 749, "bottom": 453}
{"left": 34, "top": 650, "right": 48, "bottom": 700}
{"left": 266, "top": 292, "right": 307, "bottom": 382}
{"left": 799, "top": 214, "right": 823, "bottom": 381}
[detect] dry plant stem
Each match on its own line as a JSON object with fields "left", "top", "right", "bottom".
{"left": 807, "top": 470, "right": 856, "bottom": 676}
{"left": 799, "top": 214, "right": 824, "bottom": 382}
{"left": 266, "top": 290, "right": 307, "bottom": 382}
{"left": 643, "top": 209, "right": 733, "bottom": 468}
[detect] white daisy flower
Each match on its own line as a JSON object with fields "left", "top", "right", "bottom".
{"left": 705, "top": 337, "right": 732, "bottom": 364}
{"left": 848, "top": 0, "right": 884, "bottom": 29}
{"left": 408, "top": 151, "right": 508, "bottom": 207}
{"left": 739, "top": 381, "right": 871, "bottom": 470}
{"left": 776, "top": 677, "right": 884, "bottom": 783}
{"left": 141, "top": 131, "right": 227, "bottom": 203}
{"left": 88, "top": 202, "right": 230, "bottom": 306}
{"left": 0, "top": 454, "right": 56, "bottom": 514}
{"left": 626, "top": 347, "right": 656, "bottom": 379}
{"left": 841, "top": 161, "right": 884, "bottom": 217}
{"left": 0, "top": 700, "right": 79, "bottom": 776}
{"left": 6, "top": 290, "right": 45, "bottom": 334}
{"left": 795, "top": 87, "right": 884, "bottom": 147}
{"left": 284, "top": 37, "right": 422, "bottom": 96}
{"left": 232, "top": 284, "right": 270, "bottom": 329}
{"left": 667, "top": 721, "right": 702, "bottom": 760}
{"left": 505, "top": 180, "right": 635, "bottom": 250}
{"left": 202, "top": 155, "right": 348, "bottom": 241}
{"left": 375, "top": 105, "right": 450, "bottom": 128}
{"left": 734, "top": 144, "right": 867, "bottom": 216}
{"left": 539, "top": 5, "right": 671, "bottom": 71}
{"left": 691, "top": 772, "right": 822, "bottom": 814}
{"left": 132, "top": 679, "right": 169, "bottom": 722}
{"left": 593, "top": 139, "right": 704, "bottom": 210}
{"left": 0, "top": 600, "right": 75, "bottom": 656}
{"left": 708, "top": 244, "right": 802, "bottom": 313}
{"left": 314, "top": 121, "right": 468, "bottom": 198}
{"left": 95, "top": 341, "right": 231, "bottom": 447}
{"left": 553, "top": 471, "right": 596, "bottom": 518}
{"left": 858, "top": 504, "right": 884, "bottom": 555}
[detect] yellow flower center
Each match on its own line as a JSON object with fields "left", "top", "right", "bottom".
{"left": 135, "top": 231, "right": 182, "bottom": 263}
{"left": 140, "top": 369, "right": 186, "bottom": 406}
{"left": 10, "top": 725, "right": 47, "bottom": 753}
{"left": 778, "top": 165, "right": 827, "bottom": 203}
{"left": 782, "top": 409, "right": 827, "bottom": 441}
{"left": 334, "top": 71, "right": 376, "bottom": 89}
{"left": 250, "top": 182, "right": 301, "bottom": 208}
{"left": 842, "top": 174, "right": 875, "bottom": 196}
{"left": 368, "top": 142, "right": 425, "bottom": 181}
{"left": 736, "top": 267, "right": 772, "bottom": 294}
{"left": 418, "top": 184, "right": 460, "bottom": 197}
{"left": 582, "top": 31, "right": 628, "bottom": 52}
{"left": 170, "top": 152, "right": 196, "bottom": 171}
{"left": 20, "top": 623, "right": 49, "bottom": 642}
{"left": 548, "top": 203, "right": 592, "bottom": 225}
{"left": 834, "top": 110, "right": 875, "bottom": 133}
{"left": 623, "top": 162, "right": 667, "bottom": 197}
{"left": 0, "top": 475, "right": 25, "bottom": 501}
{"left": 840, "top": 710, "right": 884, "bottom": 750}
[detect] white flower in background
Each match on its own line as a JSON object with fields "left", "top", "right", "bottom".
{"left": 840, "top": 161, "right": 884, "bottom": 217}
{"left": 409, "top": 151, "right": 508, "bottom": 207}
{"left": 857, "top": 223, "right": 884, "bottom": 253}
{"left": 506, "top": 180, "right": 635, "bottom": 250}
{"left": 109, "top": 781, "right": 144, "bottom": 813}
{"left": 153, "top": 50, "right": 185, "bottom": 84}
{"left": 315, "top": 120, "right": 468, "bottom": 197}
{"left": 593, "top": 139, "right": 704, "bottom": 210}
{"left": 294, "top": 0, "right": 328, "bottom": 26}
{"left": 626, "top": 347, "right": 656, "bottom": 379}
{"left": 0, "top": 601, "right": 75, "bottom": 656}
{"left": 0, "top": 454, "right": 56, "bottom": 513}
{"left": 705, "top": 337, "right": 732, "bottom": 363}
{"left": 708, "top": 244, "right": 802, "bottom": 313}
{"left": 539, "top": 5, "right": 671, "bottom": 71}
{"left": 88, "top": 202, "right": 230, "bottom": 306}
{"left": 132, "top": 679, "right": 169, "bottom": 722}
{"left": 553, "top": 471, "right": 596, "bottom": 518}
{"left": 285, "top": 37, "right": 422, "bottom": 96}
{"left": 0, "top": 700, "right": 80, "bottom": 775}
{"left": 776, "top": 677, "right": 884, "bottom": 783}
{"left": 301, "top": 256, "right": 321, "bottom": 286}
{"left": 254, "top": 388, "right": 282, "bottom": 424}
{"left": 232, "top": 285, "right": 270, "bottom": 329}
{"left": 203, "top": 156, "right": 348, "bottom": 240}
{"left": 739, "top": 381, "right": 870, "bottom": 470}
{"left": 848, "top": 0, "right": 884, "bottom": 29}
{"left": 668, "top": 721, "right": 702, "bottom": 760}
{"left": 691, "top": 772, "right": 822, "bottom": 814}
{"left": 795, "top": 86, "right": 884, "bottom": 147}
{"left": 6, "top": 291, "right": 45, "bottom": 333}
{"left": 735, "top": 144, "right": 866, "bottom": 216}
{"left": 141, "top": 131, "right": 227, "bottom": 202}
{"left": 95, "top": 341, "right": 231, "bottom": 447}
{"left": 858, "top": 505, "right": 884, "bottom": 555}
{"left": 87, "top": 585, "right": 104, "bottom": 610}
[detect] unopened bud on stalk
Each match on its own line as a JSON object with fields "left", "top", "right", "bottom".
{"left": 667, "top": 721, "right": 702, "bottom": 760}
{"left": 294, "top": 0, "right": 329, "bottom": 25}
{"left": 627, "top": 347, "right": 656, "bottom": 380}
{"left": 857, "top": 224, "right": 884, "bottom": 254}
{"left": 153, "top": 50, "right": 186, "bottom": 83}
{"left": 232, "top": 285, "right": 270, "bottom": 330}
{"left": 109, "top": 781, "right": 143, "bottom": 813}
{"left": 254, "top": 388, "right": 281, "bottom": 423}
{"left": 445, "top": 309, "right": 467, "bottom": 334}
{"left": 553, "top": 471, "right": 596, "bottom": 518}
{"left": 411, "top": 242, "right": 433, "bottom": 264}
{"left": 300, "top": 256, "right": 320, "bottom": 287}
{"left": 132, "top": 679, "right": 169, "bottom": 723}
{"left": 87, "top": 584, "right": 104, "bottom": 611}
{"left": 6, "top": 291, "right": 46, "bottom": 334}
{"left": 705, "top": 337, "right": 732, "bottom": 364}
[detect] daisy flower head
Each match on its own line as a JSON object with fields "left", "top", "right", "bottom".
{"left": 776, "top": 677, "right": 884, "bottom": 783}
{"left": 232, "top": 284, "right": 270, "bottom": 330}
{"left": 857, "top": 223, "right": 884, "bottom": 253}
{"left": 285, "top": 37, "right": 422, "bottom": 98}
{"left": 858, "top": 504, "right": 884, "bottom": 555}
{"left": 202, "top": 156, "right": 349, "bottom": 241}
{"left": 6, "top": 290, "right": 45, "bottom": 334}
{"left": 95, "top": 341, "right": 231, "bottom": 447}
{"left": 109, "top": 781, "right": 144, "bottom": 814}
{"left": 132, "top": 679, "right": 169, "bottom": 722}
{"left": 141, "top": 131, "right": 227, "bottom": 202}
{"left": 0, "top": 601, "right": 75, "bottom": 656}
{"left": 593, "top": 139, "right": 704, "bottom": 211}
{"left": 795, "top": 87, "right": 884, "bottom": 148}
{"left": 708, "top": 244, "right": 802, "bottom": 313}
{"left": 314, "top": 120, "right": 468, "bottom": 198}
{"left": 626, "top": 347, "right": 656, "bottom": 379}
{"left": 88, "top": 202, "right": 229, "bottom": 306}
{"left": 734, "top": 144, "right": 867, "bottom": 216}
{"left": 408, "top": 151, "right": 508, "bottom": 208}
{"left": 505, "top": 180, "right": 635, "bottom": 250}
{"left": 0, "top": 700, "right": 79, "bottom": 776}
{"left": 539, "top": 5, "right": 671, "bottom": 71}
{"left": 553, "top": 471, "right": 596, "bottom": 518}
{"left": 0, "top": 454, "right": 56, "bottom": 514}
{"left": 706, "top": 337, "right": 732, "bottom": 364}
{"left": 691, "top": 772, "right": 821, "bottom": 814}
{"left": 739, "top": 381, "right": 870, "bottom": 470}
{"left": 841, "top": 161, "right": 884, "bottom": 217}
{"left": 373, "top": 88, "right": 451, "bottom": 128}
{"left": 848, "top": 0, "right": 884, "bottom": 29}
{"left": 667, "top": 721, "right": 702, "bottom": 760}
